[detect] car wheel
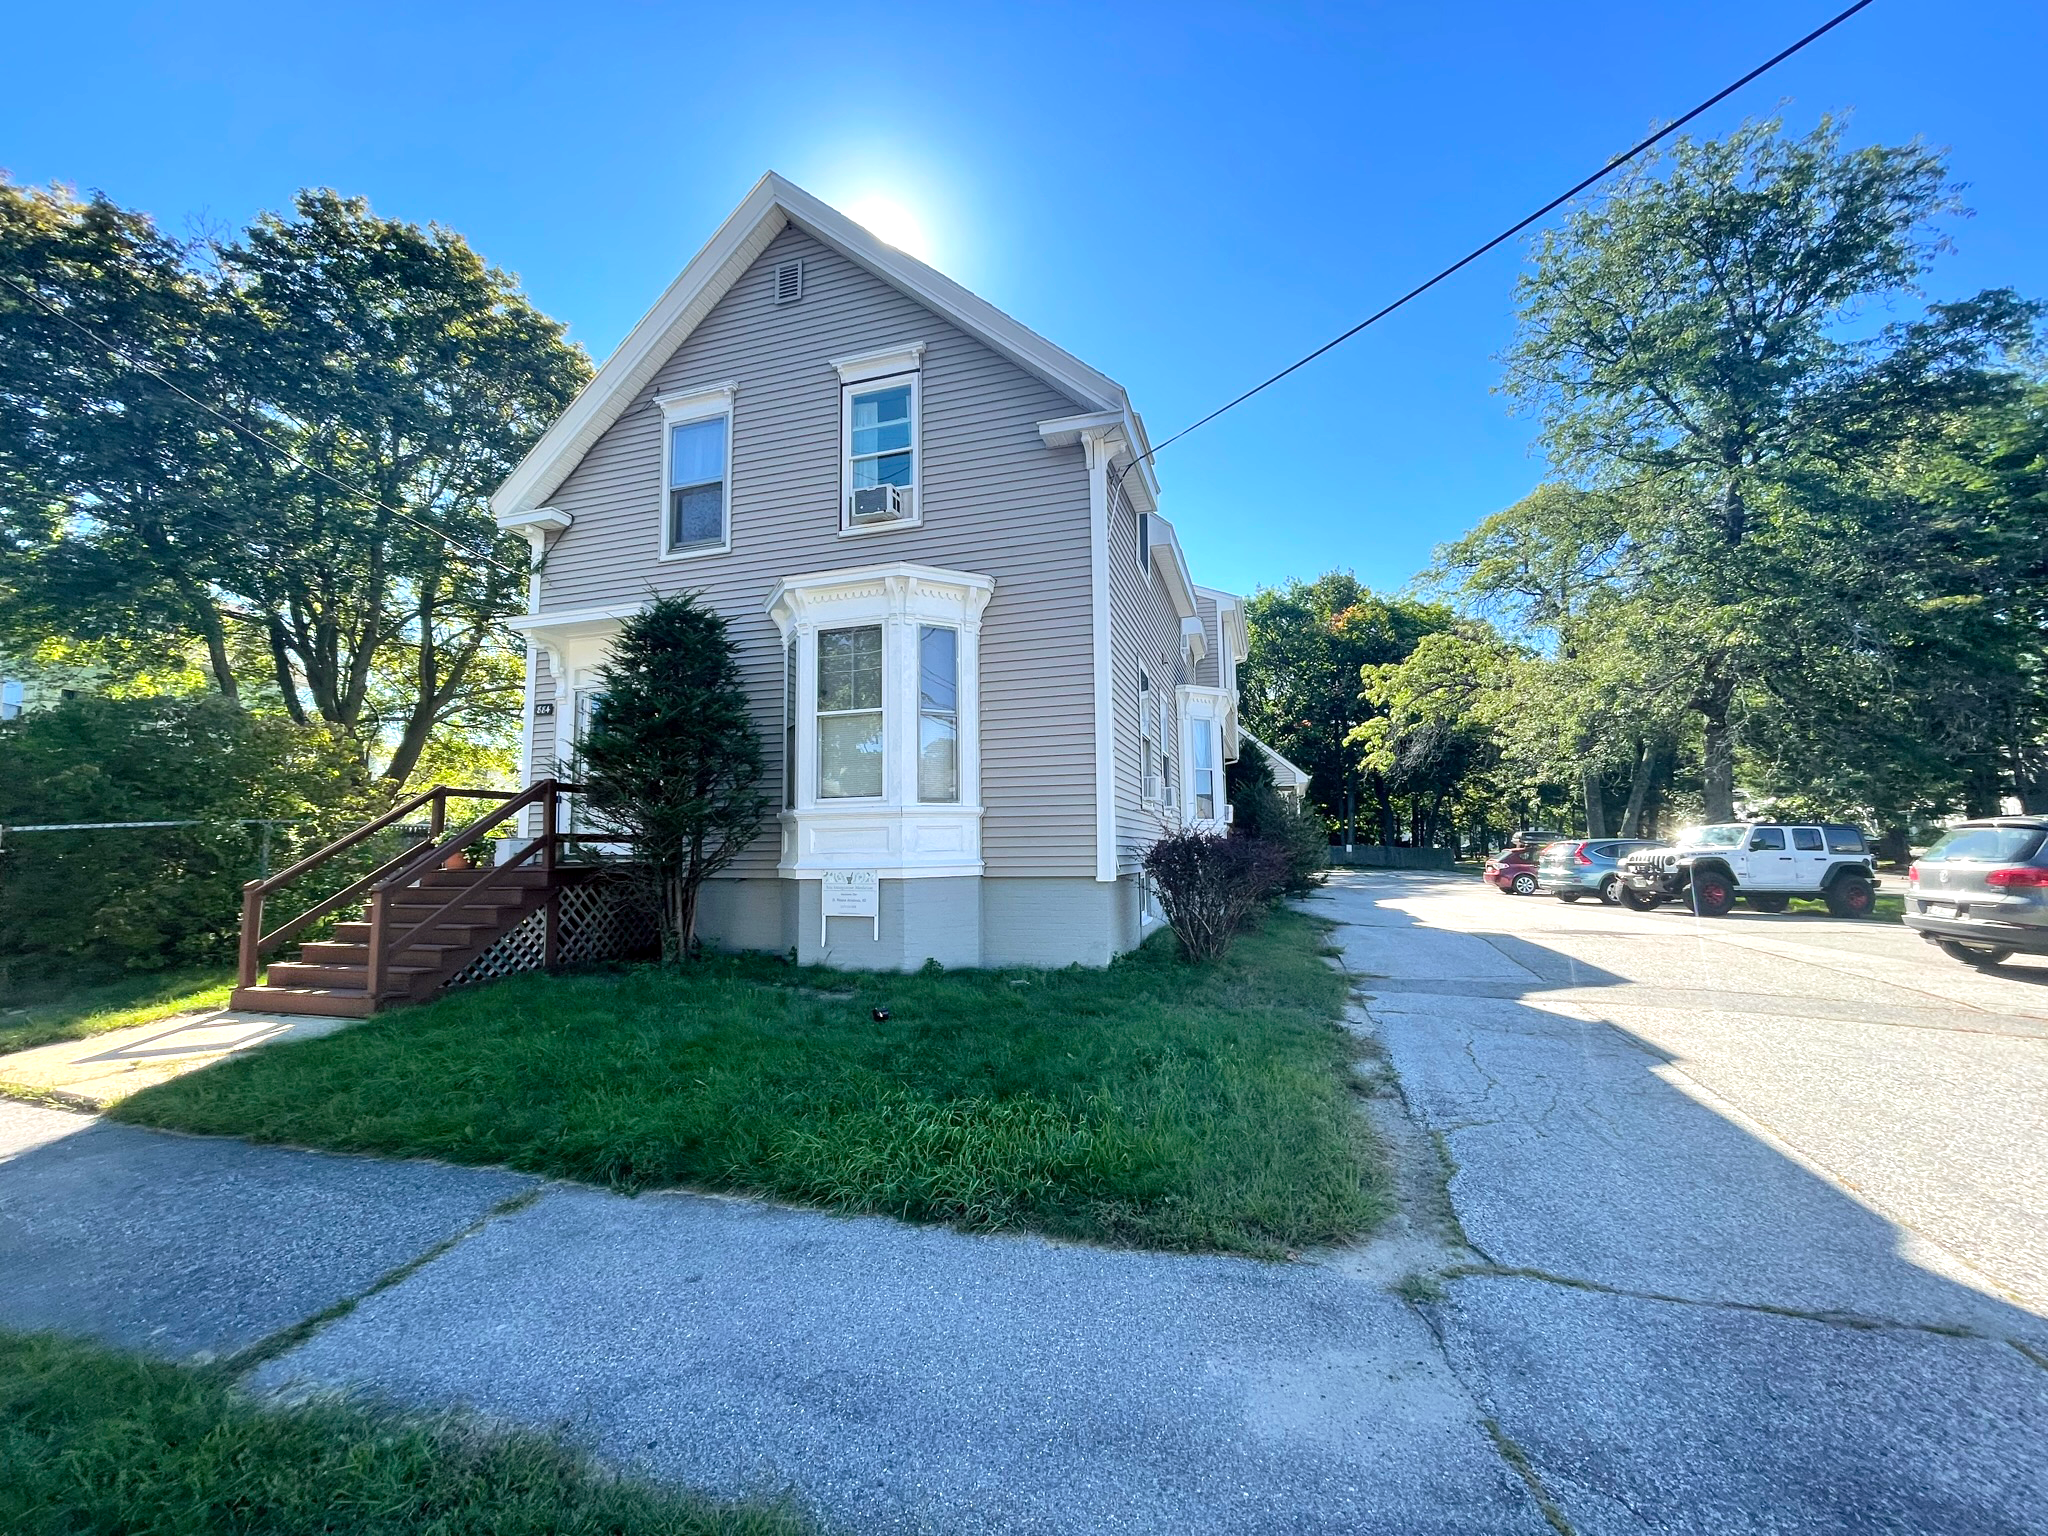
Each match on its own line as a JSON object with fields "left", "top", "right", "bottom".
{"left": 1598, "top": 874, "right": 1623, "bottom": 905}
{"left": 1511, "top": 872, "right": 1538, "bottom": 897}
{"left": 1748, "top": 895, "right": 1790, "bottom": 913}
{"left": 1690, "top": 873, "right": 1734, "bottom": 917}
{"left": 1619, "top": 885, "right": 1660, "bottom": 912}
{"left": 1557, "top": 892, "right": 1582, "bottom": 903}
{"left": 1935, "top": 939, "right": 2013, "bottom": 969}
{"left": 1824, "top": 875, "right": 1875, "bottom": 920}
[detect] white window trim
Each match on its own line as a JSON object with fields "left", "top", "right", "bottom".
{"left": 1139, "top": 669, "right": 1164, "bottom": 806}
{"left": 835, "top": 350, "right": 924, "bottom": 538}
{"left": 766, "top": 562, "right": 994, "bottom": 879}
{"left": 1176, "top": 685, "right": 1232, "bottom": 830}
{"left": 656, "top": 382, "right": 737, "bottom": 562}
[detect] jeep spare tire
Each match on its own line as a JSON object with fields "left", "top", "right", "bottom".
{"left": 1690, "top": 871, "right": 1734, "bottom": 917}
{"left": 1824, "top": 874, "right": 1876, "bottom": 919}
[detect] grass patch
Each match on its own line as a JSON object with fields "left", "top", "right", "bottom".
{"left": 0, "top": 968, "right": 234, "bottom": 1058}
{"left": 116, "top": 910, "right": 1386, "bottom": 1257}
{"left": 0, "top": 1329, "right": 801, "bottom": 1535}
{"left": 1785, "top": 892, "right": 1905, "bottom": 921}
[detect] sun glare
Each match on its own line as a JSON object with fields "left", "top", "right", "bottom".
{"left": 843, "top": 195, "right": 933, "bottom": 261}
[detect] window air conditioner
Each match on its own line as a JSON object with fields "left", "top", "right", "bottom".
{"left": 849, "top": 484, "right": 909, "bottom": 524}
{"left": 1224, "top": 804, "right": 1235, "bottom": 825}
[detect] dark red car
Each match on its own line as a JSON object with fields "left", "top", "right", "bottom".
{"left": 1484, "top": 845, "right": 1543, "bottom": 895}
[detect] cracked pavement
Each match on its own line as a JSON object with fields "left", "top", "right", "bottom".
{"left": 1317, "top": 870, "right": 2048, "bottom": 1534}
{"left": 1, "top": 869, "right": 2043, "bottom": 1533}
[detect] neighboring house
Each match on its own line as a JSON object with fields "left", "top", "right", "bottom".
{"left": 0, "top": 654, "right": 96, "bottom": 721}
{"left": 1243, "top": 730, "right": 1313, "bottom": 808}
{"left": 493, "top": 173, "right": 1253, "bottom": 969}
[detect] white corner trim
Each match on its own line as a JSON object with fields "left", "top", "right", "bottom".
{"left": 655, "top": 381, "right": 738, "bottom": 418}
{"left": 1079, "top": 425, "right": 1119, "bottom": 883}
{"left": 831, "top": 343, "right": 925, "bottom": 383}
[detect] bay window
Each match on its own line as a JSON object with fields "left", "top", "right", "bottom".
{"left": 1191, "top": 717, "right": 1217, "bottom": 820}
{"left": 918, "top": 626, "right": 959, "bottom": 803}
{"left": 767, "top": 562, "right": 993, "bottom": 879}
{"left": 817, "top": 625, "right": 885, "bottom": 799}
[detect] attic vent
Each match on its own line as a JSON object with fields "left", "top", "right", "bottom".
{"left": 774, "top": 260, "right": 805, "bottom": 305}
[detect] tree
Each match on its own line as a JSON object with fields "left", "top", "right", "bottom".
{"left": 0, "top": 695, "right": 371, "bottom": 976}
{"left": 1505, "top": 116, "right": 2039, "bottom": 820}
{"left": 1238, "top": 572, "right": 1453, "bottom": 841}
{"left": 0, "top": 180, "right": 589, "bottom": 783}
{"left": 575, "top": 595, "right": 768, "bottom": 961}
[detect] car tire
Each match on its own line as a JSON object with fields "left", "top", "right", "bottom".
{"left": 1935, "top": 939, "right": 2013, "bottom": 969}
{"left": 1620, "top": 885, "right": 1660, "bottom": 912}
{"left": 1598, "top": 874, "right": 1623, "bottom": 905}
{"left": 1824, "top": 874, "right": 1876, "bottom": 920}
{"left": 1557, "top": 892, "right": 1582, "bottom": 903}
{"left": 1512, "top": 872, "right": 1538, "bottom": 897}
{"left": 1690, "top": 873, "right": 1734, "bottom": 917}
{"left": 1748, "top": 895, "right": 1790, "bottom": 913}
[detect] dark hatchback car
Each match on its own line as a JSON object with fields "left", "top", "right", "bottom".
{"left": 1903, "top": 818, "right": 2048, "bottom": 967}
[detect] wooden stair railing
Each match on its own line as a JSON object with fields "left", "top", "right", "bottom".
{"left": 233, "top": 780, "right": 599, "bottom": 1017}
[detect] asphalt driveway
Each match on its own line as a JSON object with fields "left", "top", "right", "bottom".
{"left": 1314, "top": 869, "right": 2048, "bottom": 1534}
{"left": 1, "top": 872, "right": 2043, "bottom": 1534}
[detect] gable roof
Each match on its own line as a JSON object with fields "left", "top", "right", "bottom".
{"left": 493, "top": 172, "right": 1161, "bottom": 522}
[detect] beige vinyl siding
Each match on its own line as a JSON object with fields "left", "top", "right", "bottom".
{"left": 1106, "top": 481, "right": 1188, "bottom": 875}
{"left": 1194, "top": 592, "right": 1223, "bottom": 688}
{"left": 529, "top": 223, "right": 1098, "bottom": 878}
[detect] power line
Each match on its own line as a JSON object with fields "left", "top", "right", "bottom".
{"left": 1131, "top": 0, "right": 1879, "bottom": 472}
{"left": 0, "top": 270, "right": 524, "bottom": 577}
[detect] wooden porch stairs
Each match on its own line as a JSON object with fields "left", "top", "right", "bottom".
{"left": 232, "top": 779, "right": 596, "bottom": 1018}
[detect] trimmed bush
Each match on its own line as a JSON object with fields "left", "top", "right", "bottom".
{"left": 1142, "top": 827, "right": 1285, "bottom": 962}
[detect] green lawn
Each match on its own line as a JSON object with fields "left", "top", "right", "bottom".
{"left": 0, "top": 968, "right": 234, "bottom": 1058}
{"left": 0, "top": 1330, "right": 801, "bottom": 1536}
{"left": 116, "top": 910, "right": 1386, "bottom": 1257}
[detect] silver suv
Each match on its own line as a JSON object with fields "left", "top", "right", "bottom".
{"left": 1538, "top": 838, "right": 1665, "bottom": 905}
{"left": 1903, "top": 818, "right": 2048, "bottom": 968}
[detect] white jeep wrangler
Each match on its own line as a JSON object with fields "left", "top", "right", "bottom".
{"left": 1619, "top": 822, "right": 1879, "bottom": 918}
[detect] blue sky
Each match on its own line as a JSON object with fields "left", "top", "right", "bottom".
{"left": 6, "top": 1, "right": 2044, "bottom": 597}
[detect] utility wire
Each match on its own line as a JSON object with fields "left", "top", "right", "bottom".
{"left": 0, "top": 270, "right": 524, "bottom": 577}
{"left": 1131, "top": 0, "right": 1879, "bottom": 472}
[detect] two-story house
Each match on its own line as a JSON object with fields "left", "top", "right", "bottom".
{"left": 494, "top": 173, "right": 1254, "bottom": 970}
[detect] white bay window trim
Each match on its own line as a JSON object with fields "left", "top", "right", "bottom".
{"left": 1176, "top": 684, "right": 1232, "bottom": 831}
{"left": 656, "top": 382, "right": 737, "bottom": 561}
{"left": 767, "top": 562, "right": 994, "bottom": 879}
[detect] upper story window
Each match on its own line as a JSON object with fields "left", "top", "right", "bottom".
{"left": 656, "top": 383, "right": 736, "bottom": 560}
{"left": 833, "top": 344, "right": 924, "bottom": 535}
{"left": 0, "top": 678, "right": 21, "bottom": 720}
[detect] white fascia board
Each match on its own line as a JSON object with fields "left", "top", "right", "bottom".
{"left": 1146, "top": 516, "right": 1199, "bottom": 620}
{"left": 1195, "top": 584, "right": 1249, "bottom": 663}
{"left": 504, "top": 602, "right": 646, "bottom": 637}
{"left": 497, "top": 171, "right": 1135, "bottom": 523}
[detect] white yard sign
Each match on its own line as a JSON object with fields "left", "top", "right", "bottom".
{"left": 821, "top": 869, "right": 880, "bottom": 942}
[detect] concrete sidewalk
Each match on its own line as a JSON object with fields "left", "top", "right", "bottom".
{"left": 0, "top": 1009, "right": 352, "bottom": 1110}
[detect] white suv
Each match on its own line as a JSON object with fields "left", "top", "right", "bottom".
{"left": 1619, "top": 823, "right": 1880, "bottom": 917}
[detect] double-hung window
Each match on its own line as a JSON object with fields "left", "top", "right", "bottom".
{"left": 1139, "top": 669, "right": 1164, "bottom": 803}
{"left": 918, "top": 626, "right": 959, "bottom": 803}
{"left": 1191, "top": 719, "right": 1217, "bottom": 820}
{"left": 817, "top": 625, "right": 884, "bottom": 799}
{"left": 834, "top": 346, "right": 923, "bottom": 534}
{"left": 657, "top": 384, "right": 736, "bottom": 558}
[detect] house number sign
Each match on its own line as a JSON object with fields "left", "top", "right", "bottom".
{"left": 821, "top": 869, "right": 880, "bottom": 943}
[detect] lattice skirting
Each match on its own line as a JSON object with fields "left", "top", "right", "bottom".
{"left": 446, "top": 878, "right": 661, "bottom": 990}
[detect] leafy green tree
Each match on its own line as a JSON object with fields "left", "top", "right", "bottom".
{"left": 0, "top": 696, "right": 371, "bottom": 976}
{"left": 1505, "top": 116, "right": 2039, "bottom": 821}
{"left": 0, "top": 180, "right": 589, "bottom": 784}
{"left": 575, "top": 595, "right": 768, "bottom": 961}
{"left": 1238, "top": 572, "right": 1453, "bottom": 841}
